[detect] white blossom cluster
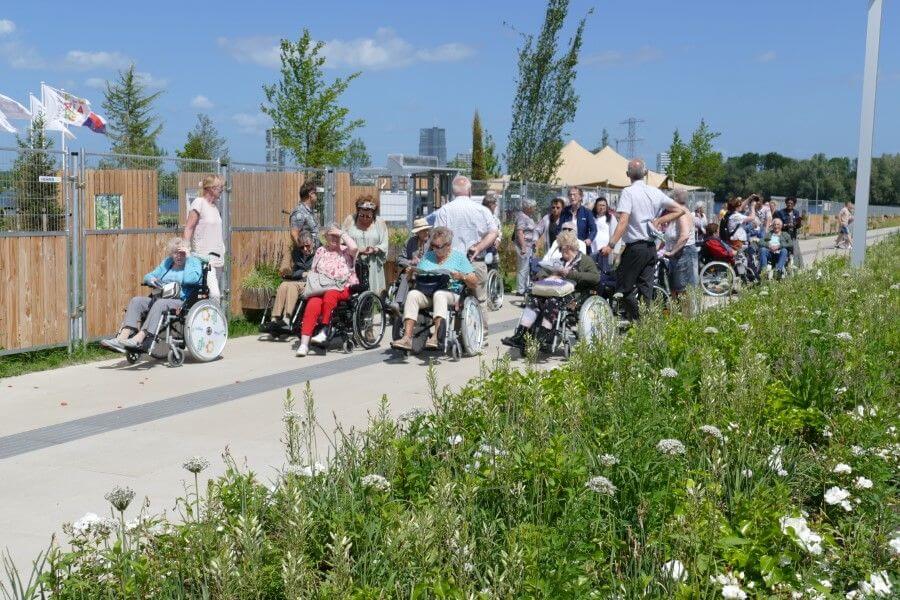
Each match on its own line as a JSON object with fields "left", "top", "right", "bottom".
{"left": 284, "top": 462, "right": 327, "bottom": 478}
{"left": 835, "top": 331, "right": 853, "bottom": 342}
{"left": 585, "top": 476, "right": 617, "bottom": 496}
{"left": 700, "top": 425, "right": 724, "bottom": 441}
{"left": 824, "top": 486, "right": 853, "bottom": 512}
{"left": 659, "top": 367, "right": 678, "bottom": 379}
{"left": 704, "top": 326, "right": 719, "bottom": 334}
{"left": 104, "top": 486, "right": 135, "bottom": 511}
{"left": 767, "top": 446, "right": 788, "bottom": 477}
{"left": 846, "top": 571, "right": 893, "bottom": 598}
{"left": 779, "top": 515, "right": 823, "bottom": 555}
{"left": 656, "top": 439, "right": 686, "bottom": 456}
{"left": 182, "top": 456, "right": 209, "bottom": 474}
{"left": 711, "top": 572, "right": 750, "bottom": 599}
{"left": 598, "top": 453, "right": 619, "bottom": 467}
{"left": 660, "top": 559, "right": 687, "bottom": 582}
{"left": 70, "top": 512, "right": 117, "bottom": 538}
{"left": 361, "top": 474, "right": 391, "bottom": 492}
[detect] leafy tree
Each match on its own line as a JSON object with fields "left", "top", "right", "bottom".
{"left": 262, "top": 29, "right": 364, "bottom": 168}
{"left": 176, "top": 114, "right": 228, "bottom": 165}
{"left": 483, "top": 130, "right": 502, "bottom": 178}
{"left": 341, "top": 137, "right": 371, "bottom": 172}
{"left": 102, "top": 64, "right": 164, "bottom": 158}
{"left": 471, "top": 111, "right": 486, "bottom": 181}
{"left": 507, "top": 0, "right": 590, "bottom": 183}
{"left": 11, "top": 113, "right": 63, "bottom": 230}
{"left": 666, "top": 119, "right": 723, "bottom": 190}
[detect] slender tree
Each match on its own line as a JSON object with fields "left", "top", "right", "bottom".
{"left": 506, "top": 0, "right": 590, "bottom": 182}
{"left": 11, "top": 113, "right": 63, "bottom": 230}
{"left": 591, "top": 128, "right": 610, "bottom": 153}
{"left": 471, "top": 111, "right": 486, "bottom": 181}
{"left": 666, "top": 120, "right": 724, "bottom": 190}
{"left": 176, "top": 114, "right": 228, "bottom": 165}
{"left": 483, "top": 130, "right": 501, "bottom": 178}
{"left": 262, "top": 29, "right": 364, "bottom": 167}
{"left": 341, "top": 137, "right": 371, "bottom": 172}
{"left": 102, "top": 64, "right": 164, "bottom": 158}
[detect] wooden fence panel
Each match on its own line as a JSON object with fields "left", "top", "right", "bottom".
{"left": 230, "top": 230, "right": 290, "bottom": 315}
{"left": 83, "top": 232, "right": 173, "bottom": 338}
{"left": 230, "top": 172, "right": 305, "bottom": 228}
{"left": 82, "top": 169, "right": 159, "bottom": 230}
{"left": 0, "top": 235, "right": 69, "bottom": 351}
{"left": 334, "top": 172, "right": 378, "bottom": 224}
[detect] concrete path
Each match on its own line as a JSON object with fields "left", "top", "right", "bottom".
{"left": 0, "top": 226, "right": 895, "bottom": 572}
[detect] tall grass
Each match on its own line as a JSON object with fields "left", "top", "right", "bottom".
{"left": 5, "top": 237, "right": 899, "bottom": 599}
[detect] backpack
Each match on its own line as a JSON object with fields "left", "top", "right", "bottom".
{"left": 718, "top": 211, "right": 741, "bottom": 242}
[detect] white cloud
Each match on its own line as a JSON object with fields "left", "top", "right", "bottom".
{"left": 756, "top": 50, "right": 777, "bottom": 63}
{"left": 232, "top": 112, "right": 270, "bottom": 135}
{"left": 219, "top": 28, "right": 474, "bottom": 70}
{"left": 190, "top": 94, "right": 214, "bottom": 109}
{"left": 135, "top": 71, "right": 168, "bottom": 89}
{"left": 585, "top": 45, "right": 662, "bottom": 68}
{"left": 0, "top": 19, "right": 15, "bottom": 36}
{"left": 0, "top": 39, "right": 44, "bottom": 69}
{"left": 85, "top": 77, "right": 107, "bottom": 89}
{"left": 64, "top": 50, "right": 132, "bottom": 70}
{"left": 217, "top": 35, "right": 281, "bottom": 68}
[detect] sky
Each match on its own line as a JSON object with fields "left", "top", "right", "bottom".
{"left": 1, "top": 0, "right": 898, "bottom": 170}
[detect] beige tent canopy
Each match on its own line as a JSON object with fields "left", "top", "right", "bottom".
{"left": 553, "top": 140, "right": 701, "bottom": 191}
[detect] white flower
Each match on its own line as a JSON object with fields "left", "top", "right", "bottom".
{"left": 835, "top": 332, "right": 853, "bottom": 342}
{"left": 656, "top": 438, "right": 686, "bottom": 456}
{"left": 105, "top": 486, "right": 135, "bottom": 511}
{"left": 285, "top": 462, "right": 326, "bottom": 477}
{"left": 815, "top": 269, "right": 823, "bottom": 279}
{"left": 712, "top": 576, "right": 747, "bottom": 600}
{"left": 759, "top": 289, "right": 769, "bottom": 297}
{"left": 727, "top": 422, "right": 740, "bottom": 432}
{"left": 661, "top": 559, "right": 687, "bottom": 582}
{"left": 858, "top": 571, "right": 893, "bottom": 597}
{"left": 832, "top": 463, "right": 852, "bottom": 475}
{"left": 824, "top": 486, "right": 852, "bottom": 511}
{"left": 741, "top": 468, "right": 753, "bottom": 478}
{"left": 768, "top": 446, "right": 788, "bottom": 477}
{"left": 659, "top": 367, "right": 678, "bottom": 378}
{"left": 779, "top": 515, "right": 823, "bottom": 555}
{"left": 834, "top": 386, "right": 848, "bottom": 395}
{"left": 700, "top": 425, "right": 723, "bottom": 441}
{"left": 476, "top": 443, "right": 506, "bottom": 457}
{"left": 598, "top": 453, "right": 619, "bottom": 467}
{"left": 361, "top": 474, "right": 391, "bottom": 492}
{"left": 823, "top": 426, "right": 833, "bottom": 438}
{"left": 182, "top": 456, "right": 210, "bottom": 474}
{"left": 891, "top": 283, "right": 900, "bottom": 290}
{"left": 448, "top": 434, "right": 463, "bottom": 446}
{"left": 853, "top": 476, "right": 873, "bottom": 490}
{"left": 704, "top": 326, "right": 719, "bottom": 334}
{"left": 738, "top": 323, "right": 751, "bottom": 332}
{"left": 281, "top": 410, "right": 302, "bottom": 423}
{"left": 809, "top": 328, "right": 822, "bottom": 335}
{"left": 888, "top": 535, "right": 900, "bottom": 555}
{"left": 820, "top": 580, "right": 832, "bottom": 589}
{"left": 851, "top": 445, "right": 866, "bottom": 456}
{"left": 585, "top": 475, "right": 617, "bottom": 496}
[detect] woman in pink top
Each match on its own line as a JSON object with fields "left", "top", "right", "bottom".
{"left": 296, "top": 223, "right": 359, "bottom": 357}
{"left": 184, "top": 174, "right": 226, "bottom": 300}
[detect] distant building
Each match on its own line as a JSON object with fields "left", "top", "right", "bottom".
{"left": 656, "top": 151, "right": 671, "bottom": 174}
{"left": 451, "top": 151, "right": 472, "bottom": 170}
{"left": 419, "top": 127, "right": 447, "bottom": 166}
{"left": 266, "top": 129, "right": 286, "bottom": 169}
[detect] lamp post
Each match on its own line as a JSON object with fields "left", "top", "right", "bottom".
{"left": 851, "top": 0, "right": 883, "bottom": 267}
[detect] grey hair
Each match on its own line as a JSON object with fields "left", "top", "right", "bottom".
{"left": 672, "top": 189, "right": 688, "bottom": 205}
{"left": 431, "top": 226, "right": 454, "bottom": 245}
{"left": 298, "top": 231, "right": 314, "bottom": 245}
{"left": 772, "top": 218, "right": 783, "bottom": 227}
{"left": 451, "top": 175, "right": 472, "bottom": 197}
{"left": 165, "top": 237, "right": 188, "bottom": 255}
{"left": 627, "top": 159, "right": 648, "bottom": 181}
{"left": 555, "top": 230, "right": 579, "bottom": 251}
{"left": 521, "top": 198, "right": 536, "bottom": 209}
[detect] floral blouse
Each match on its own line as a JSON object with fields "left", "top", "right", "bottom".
{"left": 312, "top": 246, "right": 359, "bottom": 286}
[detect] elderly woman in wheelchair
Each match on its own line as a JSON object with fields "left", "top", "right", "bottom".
{"left": 390, "top": 226, "right": 483, "bottom": 357}
{"left": 502, "top": 230, "right": 603, "bottom": 355}
{"left": 101, "top": 237, "right": 228, "bottom": 366}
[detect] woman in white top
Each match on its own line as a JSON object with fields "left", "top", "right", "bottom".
{"left": 590, "top": 197, "right": 619, "bottom": 271}
{"left": 184, "top": 174, "right": 226, "bottom": 300}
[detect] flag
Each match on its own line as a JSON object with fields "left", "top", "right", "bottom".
{"left": 41, "top": 83, "right": 92, "bottom": 127}
{"left": 0, "top": 93, "right": 31, "bottom": 120}
{"left": 30, "top": 93, "right": 75, "bottom": 140}
{"left": 82, "top": 111, "right": 106, "bottom": 134}
{"left": 0, "top": 111, "right": 16, "bottom": 134}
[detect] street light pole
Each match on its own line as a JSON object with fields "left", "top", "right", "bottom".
{"left": 851, "top": 0, "right": 883, "bottom": 267}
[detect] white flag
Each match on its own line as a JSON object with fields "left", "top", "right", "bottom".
{"left": 0, "top": 93, "right": 31, "bottom": 120}
{"left": 30, "top": 93, "right": 75, "bottom": 140}
{"left": 41, "top": 83, "right": 91, "bottom": 127}
{"left": 0, "top": 111, "right": 16, "bottom": 134}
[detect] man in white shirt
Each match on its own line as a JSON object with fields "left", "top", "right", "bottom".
{"left": 433, "top": 175, "right": 499, "bottom": 335}
{"left": 600, "top": 159, "right": 688, "bottom": 321}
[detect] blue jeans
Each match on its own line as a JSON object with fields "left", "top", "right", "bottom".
{"left": 759, "top": 246, "right": 788, "bottom": 271}
{"left": 668, "top": 245, "right": 699, "bottom": 292}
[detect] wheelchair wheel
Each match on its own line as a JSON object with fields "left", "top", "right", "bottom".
{"left": 578, "top": 295, "right": 616, "bottom": 346}
{"left": 486, "top": 269, "right": 504, "bottom": 311}
{"left": 700, "top": 261, "right": 736, "bottom": 297}
{"left": 458, "top": 296, "right": 484, "bottom": 356}
{"left": 183, "top": 300, "right": 228, "bottom": 362}
{"left": 352, "top": 291, "right": 386, "bottom": 349}
{"left": 167, "top": 347, "right": 185, "bottom": 367}
{"left": 125, "top": 351, "right": 140, "bottom": 365}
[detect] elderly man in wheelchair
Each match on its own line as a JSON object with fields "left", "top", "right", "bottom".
{"left": 502, "top": 231, "right": 604, "bottom": 357}
{"left": 100, "top": 236, "right": 228, "bottom": 366}
{"left": 390, "top": 226, "right": 484, "bottom": 358}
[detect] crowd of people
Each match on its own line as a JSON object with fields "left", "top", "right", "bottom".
{"left": 102, "top": 165, "right": 843, "bottom": 361}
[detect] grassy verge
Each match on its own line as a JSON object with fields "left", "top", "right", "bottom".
{"left": 10, "top": 236, "right": 898, "bottom": 598}
{"left": 0, "top": 317, "right": 261, "bottom": 380}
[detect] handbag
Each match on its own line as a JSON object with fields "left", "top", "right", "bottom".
{"left": 302, "top": 271, "right": 346, "bottom": 298}
{"left": 414, "top": 272, "right": 451, "bottom": 297}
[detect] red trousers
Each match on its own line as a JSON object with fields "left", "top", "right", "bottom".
{"left": 301, "top": 287, "right": 351, "bottom": 336}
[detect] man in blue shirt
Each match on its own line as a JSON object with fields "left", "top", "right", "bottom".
{"left": 560, "top": 187, "right": 597, "bottom": 252}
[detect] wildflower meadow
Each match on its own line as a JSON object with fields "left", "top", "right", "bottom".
{"left": 4, "top": 237, "right": 899, "bottom": 598}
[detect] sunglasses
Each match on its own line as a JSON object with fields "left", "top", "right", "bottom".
{"left": 431, "top": 242, "right": 450, "bottom": 250}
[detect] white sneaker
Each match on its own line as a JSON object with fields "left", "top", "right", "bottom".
{"left": 311, "top": 330, "right": 328, "bottom": 345}
{"left": 296, "top": 344, "right": 309, "bottom": 357}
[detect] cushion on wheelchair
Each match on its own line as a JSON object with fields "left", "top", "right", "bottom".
{"left": 348, "top": 282, "right": 367, "bottom": 295}
{"left": 414, "top": 272, "right": 451, "bottom": 297}
{"left": 531, "top": 278, "right": 575, "bottom": 297}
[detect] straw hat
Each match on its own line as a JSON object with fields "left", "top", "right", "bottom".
{"left": 411, "top": 218, "right": 431, "bottom": 234}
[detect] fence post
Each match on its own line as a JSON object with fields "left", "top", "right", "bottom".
{"left": 219, "top": 158, "right": 232, "bottom": 314}
{"left": 324, "top": 168, "right": 336, "bottom": 225}
{"left": 65, "top": 151, "right": 75, "bottom": 353}
{"left": 70, "top": 148, "right": 86, "bottom": 349}
{"left": 406, "top": 175, "right": 415, "bottom": 229}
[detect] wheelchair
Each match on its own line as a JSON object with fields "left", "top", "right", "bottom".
{"left": 259, "top": 260, "right": 387, "bottom": 353}
{"left": 699, "top": 239, "right": 760, "bottom": 297}
{"left": 483, "top": 249, "right": 504, "bottom": 311}
{"left": 125, "top": 255, "right": 228, "bottom": 367}
{"left": 391, "top": 273, "right": 484, "bottom": 360}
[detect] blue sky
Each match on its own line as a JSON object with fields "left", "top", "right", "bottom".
{"left": 1, "top": 0, "right": 898, "bottom": 168}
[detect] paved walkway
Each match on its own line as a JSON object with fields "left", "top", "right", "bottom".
{"left": 0, "top": 227, "right": 895, "bottom": 571}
